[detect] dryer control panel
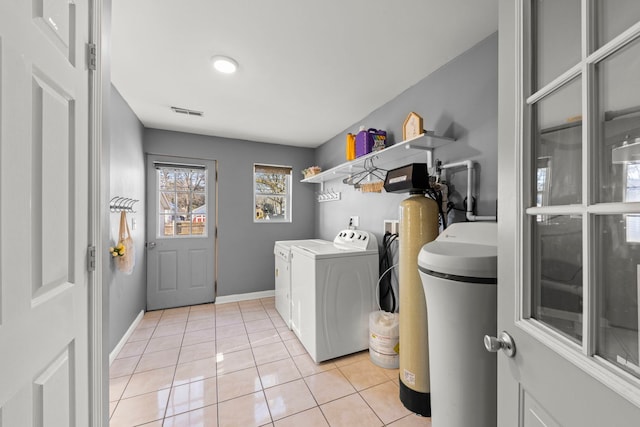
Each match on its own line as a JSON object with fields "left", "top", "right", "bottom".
{"left": 334, "top": 229, "right": 378, "bottom": 251}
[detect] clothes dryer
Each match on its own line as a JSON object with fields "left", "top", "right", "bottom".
{"left": 274, "top": 239, "right": 330, "bottom": 329}
{"left": 290, "top": 230, "right": 379, "bottom": 363}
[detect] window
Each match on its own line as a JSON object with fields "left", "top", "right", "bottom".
{"left": 253, "top": 164, "right": 292, "bottom": 222}
{"left": 155, "top": 164, "right": 207, "bottom": 237}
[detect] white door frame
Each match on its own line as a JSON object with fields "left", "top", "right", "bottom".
{"left": 89, "top": 0, "right": 105, "bottom": 425}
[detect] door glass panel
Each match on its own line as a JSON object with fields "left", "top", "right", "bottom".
{"left": 534, "top": 77, "right": 582, "bottom": 207}
{"left": 596, "top": 0, "right": 640, "bottom": 49}
{"left": 191, "top": 171, "right": 206, "bottom": 191}
{"left": 532, "top": 215, "right": 583, "bottom": 343}
{"left": 191, "top": 193, "right": 206, "bottom": 211}
{"left": 156, "top": 166, "right": 207, "bottom": 237}
{"left": 596, "top": 214, "right": 640, "bottom": 378}
{"left": 533, "top": 0, "right": 581, "bottom": 91}
{"left": 160, "top": 215, "right": 175, "bottom": 237}
{"left": 175, "top": 171, "right": 189, "bottom": 191}
{"left": 159, "top": 192, "right": 175, "bottom": 214}
{"left": 176, "top": 192, "right": 189, "bottom": 214}
{"left": 598, "top": 39, "right": 640, "bottom": 203}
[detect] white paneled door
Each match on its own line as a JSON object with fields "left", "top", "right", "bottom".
{"left": 498, "top": 2, "right": 640, "bottom": 426}
{"left": 0, "top": 0, "right": 92, "bottom": 426}
{"left": 146, "top": 155, "right": 216, "bottom": 310}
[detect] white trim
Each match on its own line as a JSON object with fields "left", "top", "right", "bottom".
{"left": 518, "top": 319, "right": 640, "bottom": 407}
{"left": 518, "top": 0, "right": 528, "bottom": 323}
{"left": 526, "top": 63, "right": 582, "bottom": 105}
{"left": 525, "top": 205, "right": 585, "bottom": 216}
{"left": 526, "top": 202, "right": 640, "bottom": 216}
{"left": 215, "top": 290, "right": 275, "bottom": 304}
{"left": 89, "top": 0, "right": 104, "bottom": 425}
{"left": 109, "top": 310, "right": 144, "bottom": 365}
{"left": 586, "top": 21, "right": 640, "bottom": 65}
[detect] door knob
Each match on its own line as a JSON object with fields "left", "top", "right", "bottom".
{"left": 146, "top": 242, "right": 156, "bottom": 249}
{"left": 484, "top": 331, "right": 516, "bottom": 358}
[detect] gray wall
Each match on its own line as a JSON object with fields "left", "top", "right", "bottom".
{"left": 108, "top": 86, "right": 147, "bottom": 351}
{"left": 144, "top": 130, "right": 316, "bottom": 297}
{"left": 314, "top": 33, "right": 498, "bottom": 241}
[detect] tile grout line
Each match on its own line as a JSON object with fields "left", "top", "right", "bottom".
{"left": 112, "top": 299, "right": 419, "bottom": 427}
{"left": 161, "top": 305, "right": 195, "bottom": 423}
{"left": 250, "top": 300, "right": 275, "bottom": 426}
{"left": 110, "top": 309, "right": 164, "bottom": 423}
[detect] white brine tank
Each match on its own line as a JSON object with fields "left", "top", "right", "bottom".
{"left": 418, "top": 222, "right": 498, "bottom": 427}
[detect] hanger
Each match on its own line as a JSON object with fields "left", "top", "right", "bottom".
{"left": 343, "top": 158, "right": 387, "bottom": 188}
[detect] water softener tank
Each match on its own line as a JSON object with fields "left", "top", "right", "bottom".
{"left": 418, "top": 222, "right": 498, "bottom": 427}
{"left": 384, "top": 164, "right": 439, "bottom": 416}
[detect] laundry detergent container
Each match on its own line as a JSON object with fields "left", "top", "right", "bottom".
{"left": 418, "top": 222, "right": 497, "bottom": 427}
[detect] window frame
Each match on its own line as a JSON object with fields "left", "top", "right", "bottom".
{"left": 253, "top": 163, "right": 293, "bottom": 223}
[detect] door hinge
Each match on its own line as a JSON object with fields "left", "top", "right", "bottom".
{"left": 87, "top": 43, "right": 97, "bottom": 71}
{"left": 87, "top": 245, "right": 96, "bottom": 272}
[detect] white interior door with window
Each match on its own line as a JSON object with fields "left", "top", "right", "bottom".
{"left": 498, "top": 1, "right": 640, "bottom": 425}
{"left": 146, "top": 155, "right": 216, "bottom": 310}
{"left": 0, "top": 0, "right": 92, "bottom": 425}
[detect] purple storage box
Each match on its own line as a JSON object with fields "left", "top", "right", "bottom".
{"left": 355, "top": 128, "right": 387, "bottom": 158}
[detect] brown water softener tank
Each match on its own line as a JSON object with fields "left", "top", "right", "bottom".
{"left": 398, "top": 191, "right": 439, "bottom": 416}
{"left": 384, "top": 163, "right": 440, "bottom": 416}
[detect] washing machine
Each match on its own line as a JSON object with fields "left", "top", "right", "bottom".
{"left": 274, "top": 239, "right": 330, "bottom": 329}
{"left": 290, "top": 229, "right": 379, "bottom": 363}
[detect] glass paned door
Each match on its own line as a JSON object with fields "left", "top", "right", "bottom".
{"left": 525, "top": 0, "right": 640, "bottom": 388}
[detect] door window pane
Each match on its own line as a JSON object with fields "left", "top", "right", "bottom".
{"left": 533, "top": 0, "right": 581, "bottom": 91}
{"left": 156, "top": 166, "right": 207, "bottom": 237}
{"left": 160, "top": 215, "right": 175, "bottom": 237}
{"left": 598, "top": 39, "right": 640, "bottom": 203}
{"left": 533, "top": 77, "right": 583, "bottom": 207}
{"left": 532, "top": 215, "right": 583, "bottom": 343}
{"left": 596, "top": 0, "right": 640, "bottom": 49}
{"left": 191, "top": 171, "right": 206, "bottom": 192}
{"left": 596, "top": 214, "right": 640, "bottom": 378}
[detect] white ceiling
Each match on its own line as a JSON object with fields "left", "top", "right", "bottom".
{"left": 111, "top": 0, "right": 498, "bottom": 148}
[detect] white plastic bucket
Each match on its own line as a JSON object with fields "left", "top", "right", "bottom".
{"left": 369, "top": 310, "right": 400, "bottom": 369}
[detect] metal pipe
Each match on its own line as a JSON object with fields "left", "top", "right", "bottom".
{"left": 441, "top": 160, "right": 497, "bottom": 222}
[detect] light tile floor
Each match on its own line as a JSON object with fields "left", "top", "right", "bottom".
{"left": 109, "top": 297, "right": 432, "bottom": 427}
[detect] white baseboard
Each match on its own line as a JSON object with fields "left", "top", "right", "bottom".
{"left": 109, "top": 310, "right": 144, "bottom": 366}
{"left": 216, "top": 290, "right": 275, "bottom": 304}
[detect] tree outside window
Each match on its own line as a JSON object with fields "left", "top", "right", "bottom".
{"left": 157, "top": 165, "right": 207, "bottom": 236}
{"left": 254, "top": 164, "right": 292, "bottom": 222}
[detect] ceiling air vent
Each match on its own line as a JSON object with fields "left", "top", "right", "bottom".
{"left": 171, "top": 106, "right": 204, "bottom": 117}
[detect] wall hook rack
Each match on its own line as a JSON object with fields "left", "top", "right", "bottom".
{"left": 110, "top": 196, "right": 139, "bottom": 213}
{"left": 317, "top": 188, "right": 341, "bottom": 203}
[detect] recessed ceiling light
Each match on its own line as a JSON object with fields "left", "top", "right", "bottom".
{"left": 211, "top": 55, "right": 238, "bottom": 74}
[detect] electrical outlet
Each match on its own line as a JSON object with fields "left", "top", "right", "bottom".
{"left": 384, "top": 219, "right": 399, "bottom": 235}
{"left": 349, "top": 216, "right": 360, "bottom": 228}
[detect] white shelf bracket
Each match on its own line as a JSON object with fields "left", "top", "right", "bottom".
{"left": 404, "top": 144, "right": 434, "bottom": 169}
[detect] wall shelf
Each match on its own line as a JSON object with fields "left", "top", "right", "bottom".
{"left": 301, "top": 132, "right": 455, "bottom": 184}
